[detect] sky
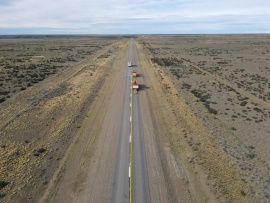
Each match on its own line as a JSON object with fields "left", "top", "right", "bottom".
{"left": 0, "top": 0, "right": 270, "bottom": 34}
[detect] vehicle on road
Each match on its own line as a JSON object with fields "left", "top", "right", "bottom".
{"left": 132, "top": 80, "right": 139, "bottom": 94}
{"left": 132, "top": 70, "right": 137, "bottom": 77}
{"left": 128, "top": 61, "right": 132, "bottom": 67}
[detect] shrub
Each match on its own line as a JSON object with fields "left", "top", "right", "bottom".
{"left": 0, "top": 97, "right": 5, "bottom": 103}
{"left": 240, "top": 101, "right": 248, "bottom": 106}
{"left": 0, "top": 181, "right": 8, "bottom": 189}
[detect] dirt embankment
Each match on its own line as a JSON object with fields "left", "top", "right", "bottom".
{"left": 40, "top": 39, "right": 129, "bottom": 203}
{"left": 0, "top": 39, "right": 127, "bottom": 202}
{"left": 136, "top": 38, "right": 265, "bottom": 202}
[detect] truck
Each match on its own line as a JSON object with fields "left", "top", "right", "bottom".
{"left": 132, "top": 70, "right": 137, "bottom": 77}
{"left": 132, "top": 80, "right": 139, "bottom": 94}
{"left": 128, "top": 61, "right": 132, "bottom": 67}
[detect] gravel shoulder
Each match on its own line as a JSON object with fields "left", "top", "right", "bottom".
{"left": 136, "top": 41, "right": 216, "bottom": 203}
{"left": 137, "top": 35, "right": 270, "bottom": 203}
{"left": 2, "top": 35, "right": 269, "bottom": 203}
{"left": 1, "top": 36, "right": 196, "bottom": 203}
{"left": 0, "top": 38, "right": 126, "bottom": 202}
{"left": 41, "top": 39, "right": 129, "bottom": 203}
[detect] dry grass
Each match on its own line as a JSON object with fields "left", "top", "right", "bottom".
{"left": 138, "top": 35, "right": 270, "bottom": 202}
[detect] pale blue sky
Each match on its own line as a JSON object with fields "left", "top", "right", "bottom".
{"left": 0, "top": 0, "right": 269, "bottom": 34}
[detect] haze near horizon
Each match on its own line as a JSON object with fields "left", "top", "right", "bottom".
{"left": 0, "top": 0, "right": 270, "bottom": 34}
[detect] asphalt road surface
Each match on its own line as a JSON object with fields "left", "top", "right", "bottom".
{"left": 45, "top": 39, "right": 153, "bottom": 203}
{"left": 111, "top": 39, "right": 150, "bottom": 203}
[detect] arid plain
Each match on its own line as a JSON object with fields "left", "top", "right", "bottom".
{"left": 0, "top": 36, "right": 124, "bottom": 202}
{"left": 138, "top": 35, "right": 270, "bottom": 202}
{"left": 0, "top": 35, "right": 270, "bottom": 203}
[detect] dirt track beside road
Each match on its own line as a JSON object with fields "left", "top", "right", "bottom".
{"left": 137, "top": 35, "right": 270, "bottom": 202}
{"left": 2, "top": 35, "right": 269, "bottom": 203}
{"left": 0, "top": 38, "right": 127, "bottom": 202}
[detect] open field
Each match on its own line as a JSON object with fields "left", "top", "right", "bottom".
{"left": 0, "top": 36, "right": 125, "bottom": 202}
{"left": 0, "top": 35, "right": 270, "bottom": 203}
{"left": 138, "top": 35, "right": 270, "bottom": 202}
{"left": 0, "top": 36, "right": 120, "bottom": 102}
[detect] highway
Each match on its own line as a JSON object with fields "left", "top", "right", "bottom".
{"left": 5, "top": 34, "right": 253, "bottom": 203}
{"left": 42, "top": 39, "right": 155, "bottom": 203}
{"left": 111, "top": 39, "right": 150, "bottom": 203}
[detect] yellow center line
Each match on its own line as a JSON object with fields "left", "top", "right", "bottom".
{"left": 129, "top": 77, "right": 133, "bottom": 203}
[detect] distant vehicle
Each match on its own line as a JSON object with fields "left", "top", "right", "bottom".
{"left": 128, "top": 61, "right": 132, "bottom": 67}
{"left": 132, "top": 70, "right": 137, "bottom": 77}
{"left": 132, "top": 80, "right": 139, "bottom": 94}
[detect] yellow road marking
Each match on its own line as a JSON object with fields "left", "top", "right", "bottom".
{"left": 129, "top": 78, "right": 133, "bottom": 203}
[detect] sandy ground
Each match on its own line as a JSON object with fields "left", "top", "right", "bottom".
{"left": 0, "top": 37, "right": 126, "bottom": 202}
{"left": 1, "top": 35, "right": 269, "bottom": 203}
{"left": 39, "top": 39, "right": 184, "bottom": 203}
{"left": 136, "top": 41, "right": 217, "bottom": 203}
{"left": 1, "top": 37, "right": 182, "bottom": 203}
{"left": 40, "top": 38, "right": 130, "bottom": 203}
{"left": 138, "top": 35, "right": 270, "bottom": 202}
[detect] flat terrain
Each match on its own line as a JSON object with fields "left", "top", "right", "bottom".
{"left": 0, "top": 35, "right": 270, "bottom": 203}
{"left": 138, "top": 35, "right": 270, "bottom": 202}
{"left": 0, "top": 36, "right": 124, "bottom": 202}
{"left": 0, "top": 36, "right": 119, "bottom": 102}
